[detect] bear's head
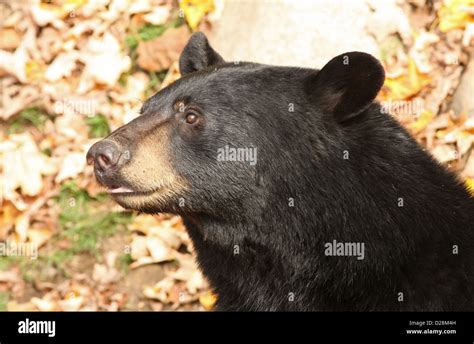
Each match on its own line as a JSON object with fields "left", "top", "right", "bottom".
{"left": 87, "top": 32, "right": 385, "bottom": 217}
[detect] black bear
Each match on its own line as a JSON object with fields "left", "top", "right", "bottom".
{"left": 87, "top": 32, "right": 474, "bottom": 311}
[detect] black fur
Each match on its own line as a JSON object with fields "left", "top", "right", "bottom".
{"left": 98, "top": 33, "right": 474, "bottom": 311}
{"left": 179, "top": 32, "right": 224, "bottom": 76}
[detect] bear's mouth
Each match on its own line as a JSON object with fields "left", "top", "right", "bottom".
{"left": 106, "top": 183, "right": 178, "bottom": 213}
{"left": 105, "top": 185, "right": 162, "bottom": 197}
{"left": 107, "top": 186, "right": 134, "bottom": 194}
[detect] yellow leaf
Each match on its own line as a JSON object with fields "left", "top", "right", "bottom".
{"left": 179, "top": 0, "right": 214, "bottom": 31}
{"left": 438, "top": 0, "right": 474, "bottom": 33}
{"left": 25, "top": 60, "right": 45, "bottom": 82}
{"left": 466, "top": 178, "right": 474, "bottom": 195}
{"left": 40, "top": 0, "right": 87, "bottom": 18}
{"left": 409, "top": 110, "right": 435, "bottom": 134}
{"left": 0, "top": 203, "right": 20, "bottom": 231}
{"left": 199, "top": 291, "right": 218, "bottom": 310}
{"left": 381, "top": 59, "right": 431, "bottom": 100}
{"left": 33, "top": 0, "right": 87, "bottom": 26}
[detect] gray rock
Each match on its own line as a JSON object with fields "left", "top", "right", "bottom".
{"left": 209, "top": 0, "right": 380, "bottom": 69}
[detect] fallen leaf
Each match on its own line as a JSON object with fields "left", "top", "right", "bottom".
{"left": 466, "top": 177, "right": 474, "bottom": 194}
{"left": 179, "top": 0, "right": 214, "bottom": 31}
{"left": 0, "top": 28, "right": 22, "bottom": 50}
{"left": 0, "top": 43, "right": 28, "bottom": 83}
{"left": 199, "top": 291, "right": 217, "bottom": 310}
{"left": 44, "top": 52, "right": 79, "bottom": 82}
{"left": 144, "top": 6, "right": 171, "bottom": 25}
{"left": 55, "top": 152, "right": 87, "bottom": 183}
{"left": 30, "top": 297, "right": 58, "bottom": 311}
{"left": 0, "top": 133, "right": 57, "bottom": 200}
{"left": 409, "top": 110, "right": 435, "bottom": 134}
{"left": 7, "top": 301, "right": 36, "bottom": 311}
{"left": 92, "top": 263, "right": 120, "bottom": 285}
{"left": 28, "top": 228, "right": 54, "bottom": 249}
{"left": 146, "top": 237, "right": 175, "bottom": 262}
{"left": 381, "top": 59, "right": 432, "bottom": 100}
{"left": 438, "top": 0, "right": 474, "bottom": 33}
{"left": 79, "top": 32, "right": 131, "bottom": 89}
{"left": 464, "top": 152, "right": 474, "bottom": 177}
{"left": 59, "top": 296, "right": 84, "bottom": 311}
{"left": 130, "top": 236, "right": 148, "bottom": 261}
{"left": 14, "top": 214, "right": 29, "bottom": 242}
{"left": 25, "top": 60, "right": 45, "bottom": 83}
{"left": 31, "top": 0, "right": 87, "bottom": 27}
{"left": 431, "top": 144, "right": 458, "bottom": 163}
{"left": 137, "top": 26, "right": 190, "bottom": 72}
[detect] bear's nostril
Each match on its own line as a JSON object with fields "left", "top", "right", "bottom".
{"left": 87, "top": 140, "right": 122, "bottom": 171}
{"left": 97, "top": 153, "right": 112, "bottom": 170}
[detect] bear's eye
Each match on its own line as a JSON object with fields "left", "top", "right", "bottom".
{"left": 185, "top": 111, "right": 199, "bottom": 125}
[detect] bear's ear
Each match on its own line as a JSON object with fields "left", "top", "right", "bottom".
{"left": 179, "top": 32, "right": 225, "bottom": 75}
{"left": 305, "top": 52, "right": 385, "bottom": 123}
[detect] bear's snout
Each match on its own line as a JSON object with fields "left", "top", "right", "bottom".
{"left": 87, "top": 140, "right": 125, "bottom": 173}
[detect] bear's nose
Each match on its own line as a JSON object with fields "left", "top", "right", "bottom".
{"left": 86, "top": 140, "right": 121, "bottom": 171}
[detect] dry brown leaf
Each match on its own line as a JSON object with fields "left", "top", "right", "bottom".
{"left": 0, "top": 45, "right": 28, "bottom": 83}
{"left": 146, "top": 237, "right": 175, "bottom": 262}
{"left": 431, "top": 144, "right": 458, "bottom": 163}
{"left": 14, "top": 214, "right": 29, "bottom": 242}
{"left": 59, "top": 296, "right": 84, "bottom": 311}
{"left": 137, "top": 26, "right": 190, "bottom": 72}
{"left": 144, "top": 6, "right": 171, "bottom": 25}
{"left": 30, "top": 297, "right": 58, "bottom": 311}
{"left": 44, "top": 51, "right": 79, "bottom": 82}
{"left": 0, "top": 202, "right": 20, "bottom": 240}
{"left": 0, "top": 268, "right": 20, "bottom": 283}
{"left": 28, "top": 227, "right": 53, "bottom": 248}
{"left": 464, "top": 152, "right": 474, "bottom": 177}
{"left": 0, "top": 133, "right": 57, "bottom": 201}
{"left": 55, "top": 151, "right": 87, "bottom": 183}
{"left": 92, "top": 263, "right": 120, "bottom": 285}
{"left": 31, "top": 0, "right": 87, "bottom": 27}
{"left": 7, "top": 301, "right": 36, "bottom": 312}
{"left": 0, "top": 28, "right": 22, "bottom": 50}
{"left": 130, "top": 236, "right": 148, "bottom": 261}
{"left": 109, "top": 72, "right": 149, "bottom": 104}
{"left": 0, "top": 82, "right": 40, "bottom": 120}
{"left": 79, "top": 32, "right": 131, "bottom": 91}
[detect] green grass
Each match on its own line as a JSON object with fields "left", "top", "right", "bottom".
{"left": 118, "top": 253, "right": 133, "bottom": 273}
{"left": 1, "top": 182, "right": 133, "bottom": 282}
{"left": 86, "top": 113, "right": 110, "bottom": 138}
{"left": 0, "top": 256, "right": 14, "bottom": 271}
{"left": 0, "top": 292, "right": 9, "bottom": 311}
{"left": 56, "top": 181, "right": 132, "bottom": 256}
{"left": 125, "top": 15, "right": 185, "bottom": 51}
{"left": 8, "top": 107, "right": 50, "bottom": 134}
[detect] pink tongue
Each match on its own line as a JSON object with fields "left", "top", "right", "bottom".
{"left": 108, "top": 186, "right": 134, "bottom": 194}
